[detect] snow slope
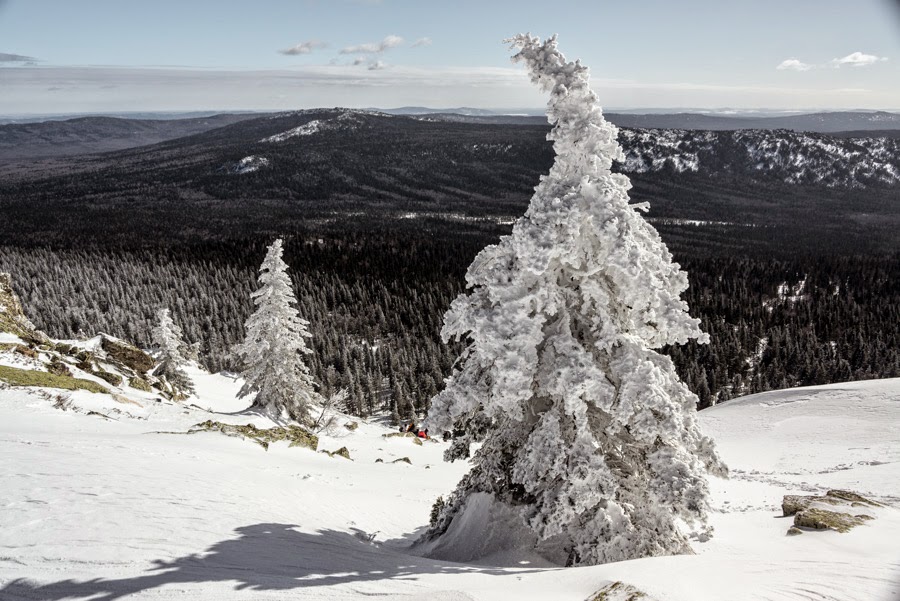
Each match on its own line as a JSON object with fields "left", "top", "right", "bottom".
{"left": 0, "top": 375, "right": 898, "bottom": 600}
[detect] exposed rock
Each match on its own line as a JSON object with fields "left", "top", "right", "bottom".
{"left": 100, "top": 335, "right": 154, "bottom": 374}
{"left": 53, "top": 343, "right": 77, "bottom": 356}
{"left": 412, "top": 436, "right": 423, "bottom": 446}
{"left": 375, "top": 458, "right": 384, "bottom": 463}
{"left": 783, "top": 489, "right": 881, "bottom": 517}
{"left": 47, "top": 357, "right": 72, "bottom": 377}
{"left": 782, "top": 494, "right": 840, "bottom": 516}
{"left": 344, "top": 421, "right": 359, "bottom": 431}
{"left": 786, "top": 526, "right": 804, "bottom": 536}
{"left": 826, "top": 489, "right": 883, "bottom": 507}
{"left": 321, "top": 446, "right": 352, "bottom": 460}
{"left": 793, "top": 508, "right": 874, "bottom": 533}
{"left": 128, "top": 376, "right": 152, "bottom": 392}
{"left": 86, "top": 410, "right": 116, "bottom": 420}
{"left": 588, "top": 581, "right": 657, "bottom": 601}
{"left": 187, "top": 420, "right": 318, "bottom": 452}
{"left": 783, "top": 489, "right": 880, "bottom": 535}
{"left": 14, "top": 345, "right": 38, "bottom": 359}
{"left": 92, "top": 368, "right": 123, "bottom": 387}
{"left": 392, "top": 457, "right": 412, "bottom": 465}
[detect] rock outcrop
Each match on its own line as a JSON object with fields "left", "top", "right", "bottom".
{"left": 100, "top": 335, "right": 154, "bottom": 375}
{"left": 187, "top": 420, "right": 319, "bottom": 452}
{"left": 588, "top": 581, "right": 658, "bottom": 601}
{"left": 782, "top": 489, "right": 881, "bottom": 534}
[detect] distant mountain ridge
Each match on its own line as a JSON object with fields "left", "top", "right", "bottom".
{"left": 2, "top": 108, "right": 899, "bottom": 163}
{"left": 0, "top": 113, "right": 257, "bottom": 161}
{"left": 2, "top": 109, "right": 898, "bottom": 188}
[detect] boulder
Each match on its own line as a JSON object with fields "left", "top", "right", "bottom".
{"left": 782, "top": 489, "right": 880, "bottom": 535}
{"left": 92, "top": 368, "right": 123, "bottom": 387}
{"left": 100, "top": 335, "right": 154, "bottom": 374}
{"left": 47, "top": 357, "right": 72, "bottom": 377}
{"left": 322, "top": 446, "right": 352, "bottom": 460}
{"left": 783, "top": 489, "right": 881, "bottom": 517}
{"left": 588, "top": 581, "right": 659, "bottom": 601}
{"left": 793, "top": 508, "right": 873, "bottom": 533}
{"left": 128, "top": 376, "right": 152, "bottom": 392}
{"left": 14, "top": 345, "right": 38, "bottom": 359}
{"left": 188, "top": 420, "right": 319, "bottom": 452}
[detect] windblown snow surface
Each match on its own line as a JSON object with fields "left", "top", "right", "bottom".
{"left": 0, "top": 369, "right": 897, "bottom": 600}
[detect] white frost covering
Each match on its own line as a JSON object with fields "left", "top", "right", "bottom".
{"left": 423, "top": 34, "right": 725, "bottom": 567}
{"left": 234, "top": 238, "right": 320, "bottom": 423}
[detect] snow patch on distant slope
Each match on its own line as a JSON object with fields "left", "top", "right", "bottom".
{"left": 234, "top": 155, "right": 269, "bottom": 173}
{"left": 260, "top": 111, "right": 378, "bottom": 143}
{"left": 262, "top": 120, "right": 325, "bottom": 142}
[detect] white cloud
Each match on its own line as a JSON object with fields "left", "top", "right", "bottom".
{"left": 368, "top": 60, "right": 386, "bottom": 71}
{"left": 831, "top": 52, "right": 888, "bottom": 68}
{"left": 411, "top": 37, "right": 432, "bottom": 48}
{"left": 776, "top": 58, "right": 811, "bottom": 72}
{"left": 279, "top": 40, "right": 327, "bottom": 56}
{"left": 340, "top": 35, "right": 403, "bottom": 55}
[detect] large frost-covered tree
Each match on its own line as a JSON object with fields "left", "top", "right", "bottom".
{"left": 235, "top": 238, "right": 319, "bottom": 424}
{"left": 151, "top": 308, "right": 195, "bottom": 399}
{"left": 424, "top": 34, "right": 727, "bottom": 566}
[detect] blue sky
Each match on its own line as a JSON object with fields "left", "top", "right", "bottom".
{"left": 1, "top": 0, "right": 898, "bottom": 115}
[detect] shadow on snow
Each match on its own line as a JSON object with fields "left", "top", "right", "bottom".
{"left": 2, "top": 522, "right": 542, "bottom": 600}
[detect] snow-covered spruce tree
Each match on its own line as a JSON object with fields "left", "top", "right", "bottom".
{"left": 235, "top": 238, "right": 319, "bottom": 424}
{"left": 151, "top": 308, "right": 195, "bottom": 399}
{"left": 423, "top": 34, "right": 727, "bottom": 566}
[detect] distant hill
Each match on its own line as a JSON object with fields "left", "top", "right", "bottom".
{"left": 1, "top": 108, "right": 897, "bottom": 257}
{"left": 0, "top": 113, "right": 258, "bottom": 161}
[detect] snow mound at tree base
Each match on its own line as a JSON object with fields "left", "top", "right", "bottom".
{"left": 416, "top": 492, "right": 567, "bottom": 567}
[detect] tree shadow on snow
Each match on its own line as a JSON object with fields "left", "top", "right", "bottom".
{"left": 1, "top": 523, "right": 539, "bottom": 600}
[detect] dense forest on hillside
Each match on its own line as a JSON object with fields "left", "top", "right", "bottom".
{"left": 1, "top": 112, "right": 898, "bottom": 417}
{"left": 1, "top": 234, "right": 897, "bottom": 415}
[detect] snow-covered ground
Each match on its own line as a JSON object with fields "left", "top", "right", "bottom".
{"left": 0, "top": 372, "right": 897, "bottom": 600}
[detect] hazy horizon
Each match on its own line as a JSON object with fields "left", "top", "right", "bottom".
{"left": 2, "top": 0, "right": 899, "bottom": 115}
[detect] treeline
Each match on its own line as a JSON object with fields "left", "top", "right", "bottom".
{"left": 1, "top": 237, "right": 897, "bottom": 415}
